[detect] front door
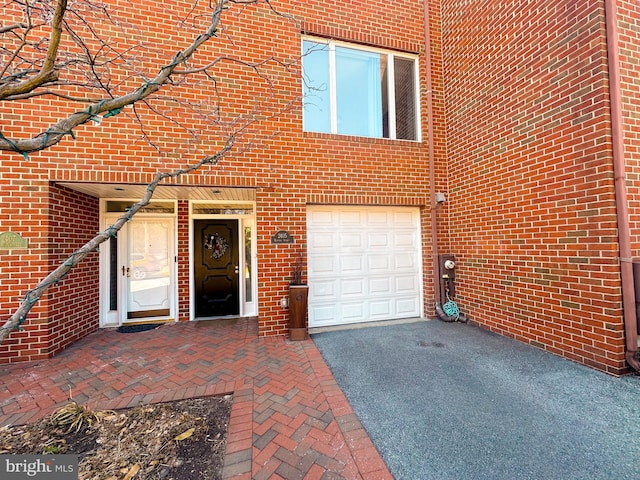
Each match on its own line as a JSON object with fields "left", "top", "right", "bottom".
{"left": 194, "top": 219, "right": 240, "bottom": 318}
{"left": 124, "top": 217, "right": 174, "bottom": 322}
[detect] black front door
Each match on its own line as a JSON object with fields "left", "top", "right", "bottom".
{"left": 194, "top": 219, "right": 239, "bottom": 317}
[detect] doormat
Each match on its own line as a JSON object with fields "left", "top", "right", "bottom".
{"left": 194, "top": 318, "right": 239, "bottom": 328}
{"left": 117, "top": 323, "right": 163, "bottom": 334}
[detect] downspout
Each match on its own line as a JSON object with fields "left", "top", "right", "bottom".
{"left": 422, "top": 0, "right": 466, "bottom": 323}
{"left": 604, "top": 0, "right": 640, "bottom": 372}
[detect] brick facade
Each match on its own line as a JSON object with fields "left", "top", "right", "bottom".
{"left": 0, "top": 0, "right": 439, "bottom": 362}
{"left": 47, "top": 185, "right": 100, "bottom": 358}
{"left": 440, "top": 0, "right": 638, "bottom": 374}
{"left": 1, "top": 0, "right": 638, "bottom": 374}
{"left": 620, "top": 0, "right": 640, "bottom": 243}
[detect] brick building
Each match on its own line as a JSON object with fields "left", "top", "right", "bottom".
{"left": 440, "top": 0, "right": 640, "bottom": 375}
{"left": 1, "top": 0, "right": 639, "bottom": 375}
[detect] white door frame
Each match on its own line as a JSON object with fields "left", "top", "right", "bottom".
{"left": 189, "top": 201, "right": 257, "bottom": 320}
{"left": 99, "top": 201, "right": 178, "bottom": 327}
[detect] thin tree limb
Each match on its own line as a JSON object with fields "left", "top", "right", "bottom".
{"left": 0, "top": 0, "right": 227, "bottom": 154}
{"left": 0, "top": 0, "right": 302, "bottom": 344}
{"left": 0, "top": 0, "right": 67, "bottom": 99}
{"left": 0, "top": 135, "right": 235, "bottom": 343}
{"left": 0, "top": 23, "right": 28, "bottom": 34}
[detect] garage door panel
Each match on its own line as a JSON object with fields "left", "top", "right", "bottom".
{"left": 341, "top": 278, "right": 366, "bottom": 296}
{"left": 397, "top": 297, "right": 421, "bottom": 315}
{"left": 342, "top": 303, "right": 366, "bottom": 321}
{"left": 367, "top": 209, "right": 390, "bottom": 227}
{"left": 369, "top": 300, "right": 392, "bottom": 318}
{"left": 308, "top": 209, "right": 335, "bottom": 225}
{"left": 307, "top": 206, "right": 422, "bottom": 328}
{"left": 395, "top": 253, "right": 418, "bottom": 270}
{"left": 340, "top": 210, "right": 364, "bottom": 226}
{"left": 340, "top": 255, "right": 363, "bottom": 273}
{"left": 312, "top": 279, "right": 337, "bottom": 299}
{"left": 369, "top": 253, "right": 393, "bottom": 271}
{"left": 394, "top": 231, "right": 418, "bottom": 247}
{"left": 368, "top": 255, "right": 391, "bottom": 272}
{"left": 340, "top": 232, "right": 364, "bottom": 248}
{"left": 396, "top": 275, "right": 418, "bottom": 292}
{"left": 309, "top": 231, "right": 335, "bottom": 249}
{"left": 393, "top": 209, "right": 415, "bottom": 225}
{"left": 309, "top": 255, "right": 337, "bottom": 275}
{"left": 367, "top": 232, "right": 392, "bottom": 249}
{"left": 313, "top": 305, "right": 337, "bottom": 323}
{"left": 369, "top": 277, "right": 391, "bottom": 294}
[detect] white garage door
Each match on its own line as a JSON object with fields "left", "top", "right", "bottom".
{"left": 307, "top": 206, "right": 423, "bottom": 328}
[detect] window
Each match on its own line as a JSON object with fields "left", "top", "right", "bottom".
{"left": 192, "top": 203, "right": 254, "bottom": 215}
{"left": 302, "top": 38, "right": 419, "bottom": 141}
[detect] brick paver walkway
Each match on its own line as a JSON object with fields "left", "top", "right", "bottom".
{"left": 0, "top": 319, "right": 392, "bottom": 479}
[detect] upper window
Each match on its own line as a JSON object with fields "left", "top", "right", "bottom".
{"left": 302, "top": 38, "right": 420, "bottom": 141}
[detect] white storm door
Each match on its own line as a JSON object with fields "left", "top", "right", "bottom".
{"left": 307, "top": 206, "right": 422, "bottom": 328}
{"left": 122, "top": 217, "right": 174, "bottom": 322}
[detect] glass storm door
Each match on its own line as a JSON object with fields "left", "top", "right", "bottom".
{"left": 194, "top": 219, "right": 240, "bottom": 318}
{"left": 123, "top": 217, "right": 174, "bottom": 322}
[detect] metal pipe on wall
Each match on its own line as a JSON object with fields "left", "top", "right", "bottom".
{"left": 604, "top": 0, "right": 640, "bottom": 372}
{"left": 422, "top": 0, "right": 441, "bottom": 311}
{"left": 423, "top": 0, "right": 468, "bottom": 324}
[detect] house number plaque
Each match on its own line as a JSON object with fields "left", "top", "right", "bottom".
{"left": 271, "top": 230, "right": 294, "bottom": 244}
{"left": 0, "top": 232, "right": 28, "bottom": 250}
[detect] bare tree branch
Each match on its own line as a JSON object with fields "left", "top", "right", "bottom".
{"left": 0, "top": 88, "right": 103, "bottom": 102}
{"left": 0, "top": 0, "right": 67, "bottom": 99}
{"left": 0, "top": 135, "right": 236, "bottom": 344}
{"left": 0, "top": 0, "right": 304, "bottom": 346}
{"left": 0, "top": 23, "right": 28, "bottom": 34}
{"left": 0, "top": 0, "right": 230, "bottom": 154}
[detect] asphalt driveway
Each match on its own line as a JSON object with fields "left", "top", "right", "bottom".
{"left": 312, "top": 320, "right": 640, "bottom": 480}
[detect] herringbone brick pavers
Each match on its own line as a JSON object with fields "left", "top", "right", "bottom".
{"left": 0, "top": 319, "right": 393, "bottom": 479}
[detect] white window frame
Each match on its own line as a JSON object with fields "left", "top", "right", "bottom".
{"left": 302, "top": 36, "right": 422, "bottom": 141}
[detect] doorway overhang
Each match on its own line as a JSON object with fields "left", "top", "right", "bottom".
{"left": 55, "top": 182, "right": 256, "bottom": 202}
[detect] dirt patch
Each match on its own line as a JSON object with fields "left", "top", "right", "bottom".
{"left": 0, "top": 395, "right": 232, "bottom": 480}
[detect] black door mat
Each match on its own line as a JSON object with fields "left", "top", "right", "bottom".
{"left": 117, "top": 323, "right": 163, "bottom": 333}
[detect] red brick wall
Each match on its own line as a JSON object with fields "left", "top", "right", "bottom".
{"left": 0, "top": 183, "right": 99, "bottom": 362}
{"left": 4, "top": 0, "right": 637, "bottom": 374}
{"left": 440, "top": 0, "right": 627, "bottom": 373}
{"left": 620, "top": 0, "right": 640, "bottom": 249}
{"left": 46, "top": 185, "right": 100, "bottom": 357}
{"left": 177, "top": 201, "right": 191, "bottom": 322}
{"left": 0, "top": 166, "right": 51, "bottom": 363}
{"left": 0, "top": 0, "right": 440, "bottom": 361}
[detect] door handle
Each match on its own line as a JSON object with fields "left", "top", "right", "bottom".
{"left": 122, "top": 266, "right": 130, "bottom": 278}
{"left": 234, "top": 266, "right": 239, "bottom": 275}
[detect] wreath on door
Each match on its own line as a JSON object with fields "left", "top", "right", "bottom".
{"left": 204, "top": 232, "right": 229, "bottom": 259}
